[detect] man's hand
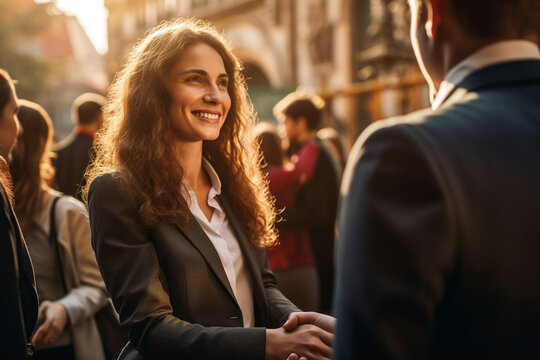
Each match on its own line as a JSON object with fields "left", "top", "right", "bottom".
{"left": 287, "top": 354, "right": 307, "bottom": 360}
{"left": 265, "top": 325, "right": 332, "bottom": 360}
{"left": 283, "top": 311, "right": 336, "bottom": 334}
{"left": 32, "top": 301, "right": 69, "bottom": 349}
{"left": 281, "top": 312, "right": 336, "bottom": 360}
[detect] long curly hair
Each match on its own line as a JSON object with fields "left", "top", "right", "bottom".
{"left": 10, "top": 100, "right": 55, "bottom": 232}
{"left": 83, "top": 18, "right": 278, "bottom": 247}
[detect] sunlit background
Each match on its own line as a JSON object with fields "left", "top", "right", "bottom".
{"left": 36, "top": 0, "right": 108, "bottom": 54}
{"left": 1, "top": 0, "right": 430, "bottom": 150}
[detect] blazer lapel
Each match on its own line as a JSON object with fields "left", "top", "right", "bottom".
{"left": 175, "top": 216, "right": 237, "bottom": 303}
{"left": 217, "top": 195, "right": 270, "bottom": 326}
{"left": 1, "top": 184, "right": 37, "bottom": 293}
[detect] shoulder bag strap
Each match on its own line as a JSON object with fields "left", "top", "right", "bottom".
{"left": 49, "top": 195, "right": 68, "bottom": 294}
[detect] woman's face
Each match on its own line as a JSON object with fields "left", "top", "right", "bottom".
{"left": 0, "top": 85, "right": 20, "bottom": 159}
{"left": 167, "top": 42, "right": 231, "bottom": 144}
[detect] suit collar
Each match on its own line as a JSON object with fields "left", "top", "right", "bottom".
{"left": 175, "top": 196, "right": 270, "bottom": 325}
{"left": 440, "top": 59, "right": 540, "bottom": 109}
{"left": 176, "top": 216, "right": 237, "bottom": 303}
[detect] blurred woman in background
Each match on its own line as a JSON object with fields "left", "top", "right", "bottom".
{"left": 11, "top": 99, "right": 107, "bottom": 360}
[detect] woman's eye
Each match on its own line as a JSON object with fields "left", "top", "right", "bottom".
{"left": 218, "top": 79, "right": 228, "bottom": 87}
{"left": 186, "top": 75, "right": 201, "bottom": 82}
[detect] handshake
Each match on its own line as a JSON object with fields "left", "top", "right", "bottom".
{"left": 266, "top": 312, "right": 336, "bottom": 360}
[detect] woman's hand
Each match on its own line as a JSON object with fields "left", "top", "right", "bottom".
{"left": 265, "top": 325, "right": 332, "bottom": 360}
{"left": 32, "top": 301, "right": 69, "bottom": 349}
{"left": 283, "top": 312, "right": 336, "bottom": 334}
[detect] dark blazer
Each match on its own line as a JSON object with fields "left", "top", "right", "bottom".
{"left": 0, "top": 180, "right": 38, "bottom": 359}
{"left": 88, "top": 173, "right": 299, "bottom": 360}
{"left": 334, "top": 59, "right": 540, "bottom": 359}
{"left": 54, "top": 132, "right": 93, "bottom": 200}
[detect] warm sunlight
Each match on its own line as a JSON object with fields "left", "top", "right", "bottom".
{"left": 35, "top": 0, "right": 108, "bottom": 54}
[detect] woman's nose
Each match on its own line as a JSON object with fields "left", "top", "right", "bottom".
{"left": 203, "top": 92, "right": 218, "bottom": 104}
{"left": 202, "top": 82, "right": 225, "bottom": 104}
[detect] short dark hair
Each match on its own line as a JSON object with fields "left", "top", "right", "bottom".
{"left": 444, "top": 0, "right": 540, "bottom": 38}
{"left": 283, "top": 99, "right": 322, "bottom": 131}
{"left": 0, "top": 69, "right": 14, "bottom": 114}
{"left": 72, "top": 92, "right": 105, "bottom": 125}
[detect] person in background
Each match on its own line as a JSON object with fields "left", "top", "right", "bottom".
{"left": 254, "top": 122, "right": 319, "bottom": 312}
{"left": 273, "top": 94, "right": 340, "bottom": 314}
{"left": 54, "top": 93, "right": 105, "bottom": 201}
{"left": 334, "top": 0, "right": 540, "bottom": 358}
{"left": 0, "top": 68, "right": 38, "bottom": 359}
{"left": 84, "top": 18, "right": 332, "bottom": 359}
{"left": 11, "top": 99, "right": 108, "bottom": 360}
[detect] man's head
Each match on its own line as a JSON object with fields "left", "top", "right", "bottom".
{"left": 283, "top": 99, "right": 322, "bottom": 145}
{"left": 273, "top": 92, "right": 325, "bottom": 146}
{"left": 408, "top": 0, "right": 540, "bottom": 94}
{"left": 0, "top": 69, "right": 20, "bottom": 159}
{"left": 72, "top": 92, "right": 106, "bottom": 131}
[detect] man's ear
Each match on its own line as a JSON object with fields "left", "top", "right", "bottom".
{"left": 426, "top": 0, "right": 443, "bottom": 39}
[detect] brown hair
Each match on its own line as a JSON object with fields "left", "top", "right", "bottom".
{"left": 0, "top": 69, "right": 15, "bottom": 203}
{"left": 415, "top": 0, "right": 540, "bottom": 39}
{"left": 253, "top": 122, "right": 284, "bottom": 169}
{"left": 0, "top": 69, "right": 14, "bottom": 113}
{"left": 83, "top": 18, "right": 278, "bottom": 247}
{"left": 0, "top": 156, "right": 14, "bottom": 205}
{"left": 450, "top": 0, "right": 540, "bottom": 38}
{"left": 10, "top": 100, "right": 55, "bottom": 232}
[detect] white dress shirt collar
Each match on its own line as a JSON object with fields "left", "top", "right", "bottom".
{"left": 432, "top": 40, "right": 540, "bottom": 110}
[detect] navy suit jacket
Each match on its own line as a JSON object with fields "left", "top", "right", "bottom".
{"left": 88, "top": 173, "right": 299, "bottom": 360}
{"left": 334, "top": 59, "right": 540, "bottom": 359}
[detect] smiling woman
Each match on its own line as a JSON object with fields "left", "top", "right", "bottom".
{"left": 82, "top": 18, "right": 333, "bottom": 360}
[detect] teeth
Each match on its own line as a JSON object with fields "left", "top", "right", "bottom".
{"left": 195, "top": 112, "right": 219, "bottom": 120}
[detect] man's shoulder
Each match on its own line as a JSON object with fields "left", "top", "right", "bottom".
{"left": 360, "top": 86, "right": 525, "bottom": 146}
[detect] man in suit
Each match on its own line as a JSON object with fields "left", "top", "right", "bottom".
{"left": 334, "top": 0, "right": 540, "bottom": 358}
{"left": 54, "top": 92, "right": 105, "bottom": 200}
{"left": 274, "top": 94, "right": 340, "bottom": 313}
{"left": 0, "top": 68, "right": 38, "bottom": 359}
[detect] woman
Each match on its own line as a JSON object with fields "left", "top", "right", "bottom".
{"left": 10, "top": 99, "right": 108, "bottom": 360}
{"left": 84, "top": 18, "right": 332, "bottom": 360}
{"left": 254, "top": 122, "right": 319, "bottom": 312}
{"left": 0, "top": 68, "right": 39, "bottom": 359}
